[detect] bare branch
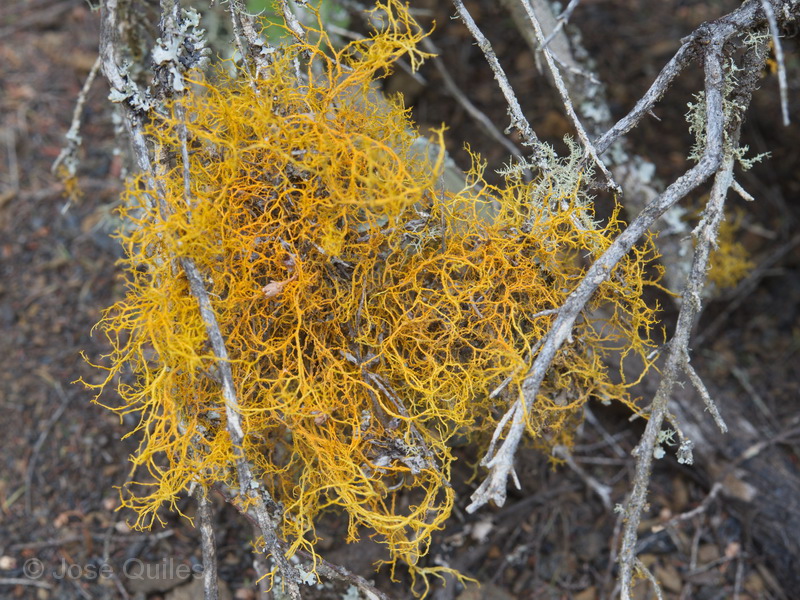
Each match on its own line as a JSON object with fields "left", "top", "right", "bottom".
{"left": 420, "top": 36, "right": 523, "bottom": 160}
{"left": 196, "top": 488, "right": 220, "bottom": 600}
{"left": 683, "top": 358, "right": 727, "bottom": 434}
{"left": 618, "top": 146, "right": 734, "bottom": 600}
{"left": 502, "top": 0, "right": 695, "bottom": 293}
{"left": 596, "top": 0, "right": 772, "bottom": 155}
{"left": 52, "top": 55, "right": 102, "bottom": 212}
{"left": 467, "top": 36, "right": 728, "bottom": 512}
{"left": 616, "top": 30, "right": 773, "bottom": 596}
{"left": 514, "top": 0, "right": 618, "bottom": 189}
{"left": 451, "top": 0, "right": 549, "bottom": 167}
{"left": 541, "top": 0, "right": 581, "bottom": 49}
{"left": 592, "top": 42, "right": 696, "bottom": 155}
{"left": 466, "top": 0, "right": 787, "bottom": 519}
{"left": 761, "top": 0, "right": 791, "bottom": 125}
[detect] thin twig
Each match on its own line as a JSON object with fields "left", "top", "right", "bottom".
{"left": 196, "top": 488, "right": 219, "bottom": 600}
{"left": 583, "top": 405, "right": 628, "bottom": 458}
{"left": 541, "top": 0, "right": 581, "bottom": 49}
{"left": 9, "top": 531, "right": 172, "bottom": 552}
{"left": 466, "top": 36, "right": 729, "bottom": 514}
{"left": 99, "top": 0, "right": 301, "bottom": 595}
{"left": 733, "top": 553, "right": 746, "bottom": 600}
{"left": 761, "top": 0, "right": 790, "bottom": 126}
{"left": 618, "top": 129, "right": 735, "bottom": 599}
{"left": 53, "top": 55, "right": 103, "bottom": 213}
{"left": 0, "top": 578, "right": 53, "bottom": 590}
{"left": 171, "top": 0, "right": 299, "bottom": 592}
{"left": 592, "top": 41, "right": 697, "bottom": 155}
{"left": 4, "top": 127, "right": 19, "bottom": 194}
{"left": 299, "top": 550, "right": 392, "bottom": 600}
{"left": 635, "top": 559, "right": 665, "bottom": 600}
{"left": 729, "top": 365, "right": 780, "bottom": 432}
{"left": 515, "top": 0, "right": 618, "bottom": 189}
{"left": 467, "top": 0, "right": 780, "bottom": 519}
{"left": 657, "top": 482, "right": 723, "bottom": 530}
{"left": 451, "top": 0, "right": 548, "bottom": 167}
{"left": 503, "top": 0, "right": 697, "bottom": 294}
{"left": 420, "top": 36, "right": 523, "bottom": 160}
{"left": 552, "top": 445, "right": 613, "bottom": 510}
{"left": 595, "top": 0, "right": 777, "bottom": 155}
{"left": 549, "top": 49, "right": 602, "bottom": 85}
{"left": 173, "top": 110, "right": 303, "bottom": 600}
{"left": 682, "top": 359, "right": 727, "bottom": 434}
{"left": 214, "top": 480, "right": 392, "bottom": 600}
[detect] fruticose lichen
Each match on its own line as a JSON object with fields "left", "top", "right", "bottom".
{"left": 86, "top": 1, "right": 661, "bottom": 592}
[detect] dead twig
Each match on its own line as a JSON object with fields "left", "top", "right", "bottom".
{"left": 618, "top": 28, "right": 772, "bottom": 588}
{"left": 552, "top": 445, "right": 613, "bottom": 510}
{"left": 52, "top": 55, "right": 103, "bottom": 213}
{"left": 635, "top": 559, "right": 666, "bottom": 600}
{"left": 466, "top": 1, "right": 781, "bottom": 528}
{"left": 467, "top": 33, "right": 729, "bottom": 514}
{"left": 682, "top": 358, "right": 727, "bottom": 434}
{"left": 3, "top": 127, "right": 19, "bottom": 195}
{"left": 451, "top": 0, "right": 548, "bottom": 167}
{"left": 514, "top": 0, "right": 618, "bottom": 189}
{"left": 761, "top": 0, "right": 791, "bottom": 126}
{"left": 420, "top": 36, "right": 523, "bottom": 161}
{"left": 196, "top": 488, "right": 219, "bottom": 600}
{"left": 654, "top": 482, "right": 724, "bottom": 531}
{"left": 541, "top": 0, "right": 581, "bottom": 49}
{"left": 0, "top": 578, "right": 53, "bottom": 590}
{"left": 619, "top": 146, "right": 735, "bottom": 599}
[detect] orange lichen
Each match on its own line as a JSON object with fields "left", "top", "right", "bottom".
{"left": 85, "top": 1, "right": 661, "bottom": 592}
{"left": 708, "top": 208, "right": 754, "bottom": 289}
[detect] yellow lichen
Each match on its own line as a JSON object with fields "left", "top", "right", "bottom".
{"left": 708, "top": 208, "right": 754, "bottom": 289}
{"left": 85, "top": 1, "right": 661, "bottom": 592}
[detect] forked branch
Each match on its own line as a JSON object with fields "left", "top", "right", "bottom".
{"left": 99, "top": 0, "right": 301, "bottom": 596}
{"left": 465, "top": 0, "right": 790, "bottom": 515}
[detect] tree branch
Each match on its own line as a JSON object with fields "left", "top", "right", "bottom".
{"left": 514, "top": 0, "right": 617, "bottom": 188}
{"left": 451, "top": 0, "right": 549, "bottom": 168}
{"left": 99, "top": 1, "right": 301, "bottom": 596}
{"left": 467, "top": 9, "right": 738, "bottom": 514}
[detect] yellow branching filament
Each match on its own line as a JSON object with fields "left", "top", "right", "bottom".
{"left": 86, "top": 1, "right": 661, "bottom": 590}
{"left": 707, "top": 209, "right": 754, "bottom": 289}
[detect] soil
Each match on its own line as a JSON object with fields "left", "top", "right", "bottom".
{"left": 1, "top": 1, "right": 798, "bottom": 599}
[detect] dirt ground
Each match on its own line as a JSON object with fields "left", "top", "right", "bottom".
{"left": 1, "top": 1, "right": 799, "bottom": 599}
